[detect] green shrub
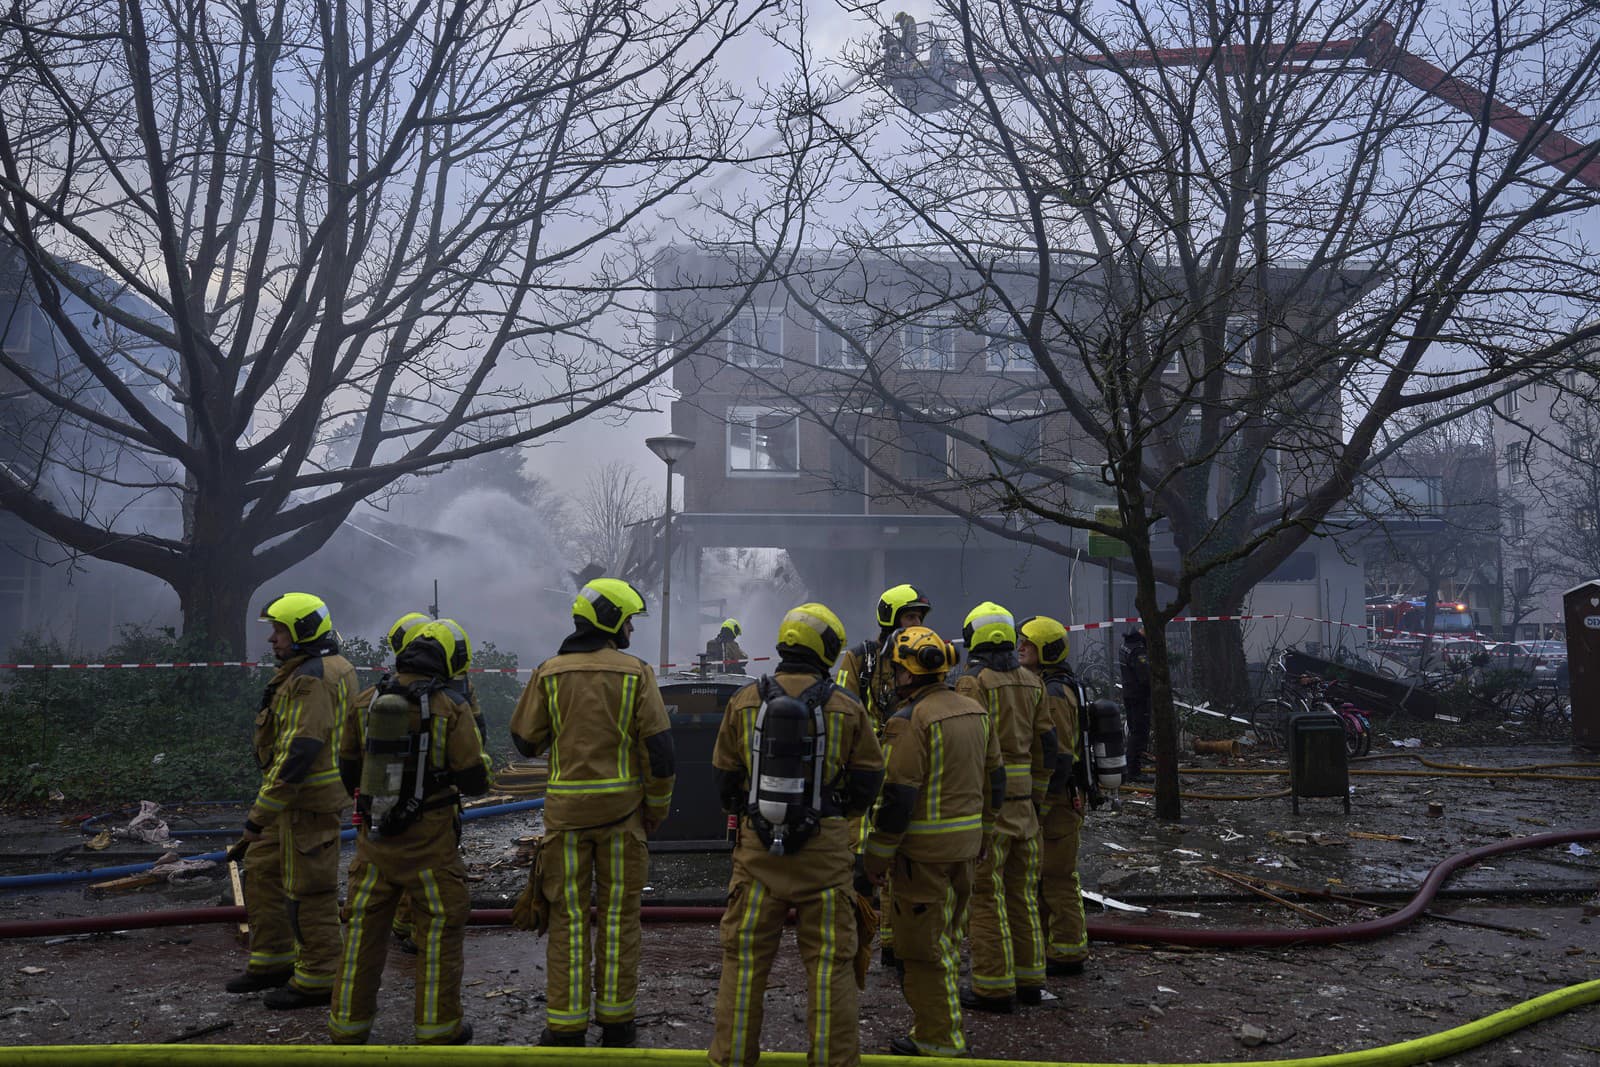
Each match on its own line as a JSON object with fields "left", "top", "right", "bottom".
{"left": 0, "top": 626, "right": 273, "bottom": 805}
{"left": 0, "top": 625, "right": 524, "bottom": 807}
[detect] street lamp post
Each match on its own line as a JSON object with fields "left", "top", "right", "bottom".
{"left": 645, "top": 434, "right": 696, "bottom": 673}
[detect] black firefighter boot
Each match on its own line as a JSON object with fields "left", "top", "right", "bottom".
{"left": 224, "top": 968, "right": 291, "bottom": 994}
{"left": 538, "top": 1027, "right": 586, "bottom": 1048}
{"left": 960, "top": 986, "right": 1016, "bottom": 1014}
{"left": 600, "top": 1019, "right": 638, "bottom": 1048}
{"left": 263, "top": 983, "right": 333, "bottom": 1010}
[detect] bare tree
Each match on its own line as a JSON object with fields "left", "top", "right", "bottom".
{"left": 1520, "top": 386, "right": 1600, "bottom": 591}
{"left": 1500, "top": 537, "right": 1562, "bottom": 639}
{"left": 705, "top": 0, "right": 1600, "bottom": 817}
{"left": 569, "top": 461, "right": 658, "bottom": 575}
{"left": 1359, "top": 403, "right": 1498, "bottom": 665}
{"left": 0, "top": 0, "right": 773, "bottom": 652}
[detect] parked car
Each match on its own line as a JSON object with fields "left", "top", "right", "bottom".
{"left": 1523, "top": 640, "right": 1568, "bottom": 666}
{"left": 1487, "top": 641, "right": 1565, "bottom": 687}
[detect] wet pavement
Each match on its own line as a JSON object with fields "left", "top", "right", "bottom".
{"left": 2, "top": 742, "right": 1598, "bottom": 1063}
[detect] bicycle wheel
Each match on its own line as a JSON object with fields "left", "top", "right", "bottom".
{"left": 1322, "top": 704, "right": 1366, "bottom": 759}
{"left": 1352, "top": 710, "right": 1373, "bottom": 756}
{"left": 1250, "top": 698, "right": 1299, "bottom": 748}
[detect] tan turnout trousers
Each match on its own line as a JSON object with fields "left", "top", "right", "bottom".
{"left": 1038, "top": 802, "right": 1088, "bottom": 965}
{"left": 243, "top": 809, "right": 343, "bottom": 993}
{"left": 540, "top": 809, "right": 650, "bottom": 1033}
{"left": 328, "top": 808, "right": 471, "bottom": 1044}
{"left": 892, "top": 856, "right": 974, "bottom": 1056}
{"left": 968, "top": 821, "right": 1045, "bottom": 997}
{"left": 709, "top": 878, "right": 860, "bottom": 1066}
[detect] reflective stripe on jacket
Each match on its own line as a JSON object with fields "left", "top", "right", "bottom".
{"left": 713, "top": 670, "right": 884, "bottom": 897}
{"left": 955, "top": 661, "right": 1049, "bottom": 838}
{"left": 249, "top": 652, "right": 358, "bottom": 826}
{"left": 834, "top": 639, "right": 899, "bottom": 728}
{"left": 866, "top": 686, "right": 1001, "bottom": 865}
{"left": 510, "top": 647, "right": 673, "bottom": 831}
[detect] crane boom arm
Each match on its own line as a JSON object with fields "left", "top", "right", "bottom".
{"left": 885, "top": 17, "right": 1600, "bottom": 189}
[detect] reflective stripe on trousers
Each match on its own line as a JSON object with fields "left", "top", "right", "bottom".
{"left": 709, "top": 877, "right": 860, "bottom": 1067}
{"left": 541, "top": 810, "right": 649, "bottom": 1032}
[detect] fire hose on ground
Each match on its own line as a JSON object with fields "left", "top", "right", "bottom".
{"left": 0, "top": 798, "right": 545, "bottom": 891}
{"left": 2, "top": 827, "right": 1594, "bottom": 945}
{"left": 1, "top": 830, "right": 1596, "bottom": 1063}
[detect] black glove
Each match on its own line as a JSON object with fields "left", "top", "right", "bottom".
{"left": 715, "top": 767, "right": 745, "bottom": 816}
{"left": 225, "top": 838, "right": 250, "bottom": 863}
{"left": 853, "top": 853, "right": 875, "bottom": 898}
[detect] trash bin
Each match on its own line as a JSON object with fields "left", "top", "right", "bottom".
{"left": 1288, "top": 712, "right": 1350, "bottom": 815}
{"left": 653, "top": 676, "right": 750, "bottom": 850}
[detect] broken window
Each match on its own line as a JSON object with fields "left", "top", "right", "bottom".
{"left": 727, "top": 408, "right": 799, "bottom": 474}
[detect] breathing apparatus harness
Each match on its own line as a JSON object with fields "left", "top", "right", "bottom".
{"left": 746, "top": 674, "right": 835, "bottom": 856}
{"left": 358, "top": 674, "right": 468, "bottom": 839}
{"left": 856, "top": 630, "right": 899, "bottom": 722}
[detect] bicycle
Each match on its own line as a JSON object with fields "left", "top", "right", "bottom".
{"left": 1248, "top": 652, "right": 1301, "bottom": 749}
{"left": 1249, "top": 653, "right": 1372, "bottom": 757}
{"left": 1289, "top": 671, "right": 1374, "bottom": 758}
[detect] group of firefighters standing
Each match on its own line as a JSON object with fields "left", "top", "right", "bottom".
{"left": 229, "top": 577, "right": 1138, "bottom": 1061}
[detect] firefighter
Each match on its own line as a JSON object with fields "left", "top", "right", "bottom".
{"left": 954, "top": 601, "right": 1056, "bottom": 1012}
{"left": 366, "top": 612, "right": 430, "bottom": 955}
{"left": 363, "top": 615, "right": 495, "bottom": 956}
{"left": 833, "top": 583, "right": 932, "bottom": 727}
{"left": 863, "top": 626, "right": 1002, "bottom": 1057}
{"left": 328, "top": 619, "right": 490, "bottom": 1045}
{"left": 1120, "top": 626, "right": 1152, "bottom": 782}
{"left": 225, "top": 593, "right": 358, "bottom": 1009}
{"left": 705, "top": 618, "right": 748, "bottom": 673}
{"left": 1018, "top": 615, "right": 1089, "bottom": 976}
{"left": 708, "top": 603, "right": 884, "bottom": 1067}
{"left": 833, "top": 582, "right": 931, "bottom": 971}
{"left": 510, "top": 578, "right": 675, "bottom": 1048}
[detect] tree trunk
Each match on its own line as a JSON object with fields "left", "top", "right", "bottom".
{"left": 175, "top": 549, "right": 259, "bottom": 658}
{"left": 1188, "top": 576, "right": 1254, "bottom": 713}
{"left": 1131, "top": 552, "right": 1182, "bottom": 821}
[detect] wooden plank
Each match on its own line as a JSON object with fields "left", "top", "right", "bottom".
{"left": 87, "top": 873, "right": 161, "bottom": 894}
{"left": 227, "top": 860, "right": 249, "bottom": 941}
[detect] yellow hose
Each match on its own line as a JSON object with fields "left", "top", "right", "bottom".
{"left": 8, "top": 978, "right": 1597, "bottom": 1066}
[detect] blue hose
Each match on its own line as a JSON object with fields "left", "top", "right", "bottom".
{"left": 0, "top": 799, "right": 543, "bottom": 891}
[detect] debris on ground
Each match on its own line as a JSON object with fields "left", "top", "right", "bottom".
{"left": 126, "top": 801, "right": 173, "bottom": 845}
{"left": 1, "top": 742, "right": 1596, "bottom": 1065}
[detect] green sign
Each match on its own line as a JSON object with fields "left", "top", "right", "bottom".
{"left": 1087, "top": 504, "right": 1130, "bottom": 558}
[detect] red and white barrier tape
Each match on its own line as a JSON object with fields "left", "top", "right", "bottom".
{"left": 0, "top": 660, "right": 534, "bottom": 675}
{"left": 0, "top": 614, "right": 1489, "bottom": 673}
{"left": 1066, "top": 611, "right": 1486, "bottom": 646}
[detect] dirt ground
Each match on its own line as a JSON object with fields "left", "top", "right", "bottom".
{"left": 3, "top": 741, "right": 1599, "bottom": 1064}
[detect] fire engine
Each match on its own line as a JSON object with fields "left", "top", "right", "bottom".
{"left": 1364, "top": 598, "right": 1482, "bottom": 643}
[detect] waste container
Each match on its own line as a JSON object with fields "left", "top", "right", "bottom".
{"left": 1288, "top": 712, "right": 1350, "bottom": 814}
{"left": 653, "top": 676, "right": 751, "bottom": 849}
